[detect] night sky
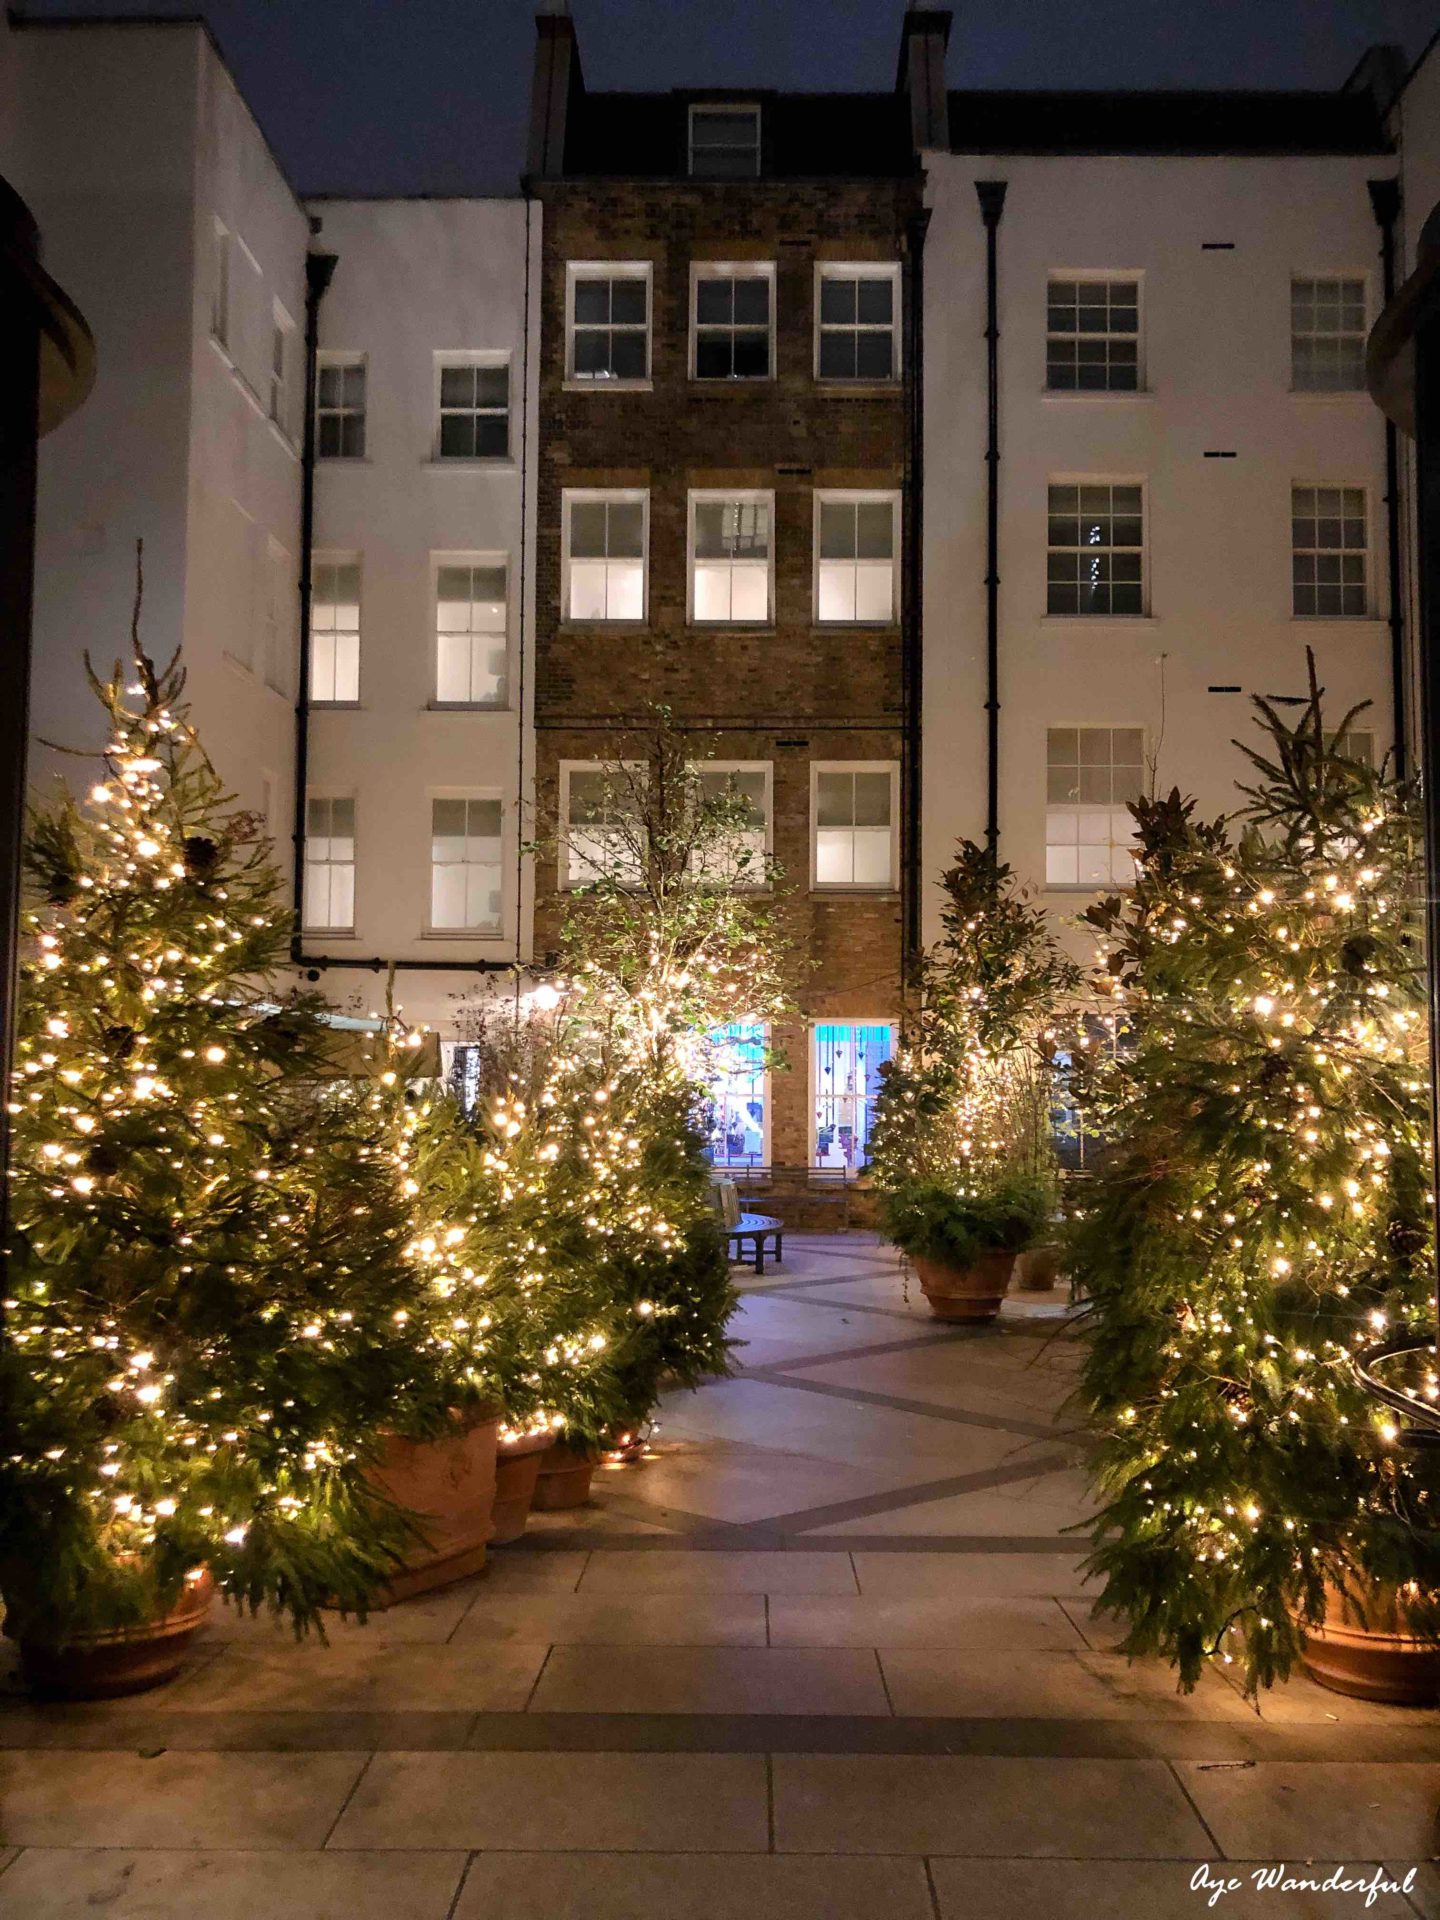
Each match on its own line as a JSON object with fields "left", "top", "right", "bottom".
{"left": 23, "top": 0, "right": 1440, "bottom": 196}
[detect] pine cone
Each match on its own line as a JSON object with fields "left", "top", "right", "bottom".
{"left": 183, "top": 835, "right": 221, "bottom": 879}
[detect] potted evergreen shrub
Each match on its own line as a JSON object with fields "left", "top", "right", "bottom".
{"left": 1069, "top": 665, "right": 1440, "bottom": 1701}
{"left": 870, "top": 841, "right": 1076, "bottom": 1324}
{"left": 0, "top": 644, "right": 449, "bottom": 1695}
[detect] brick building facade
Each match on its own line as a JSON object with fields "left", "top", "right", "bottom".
{"left": 526, "top": 13, "right": 943, "bottom": 1198}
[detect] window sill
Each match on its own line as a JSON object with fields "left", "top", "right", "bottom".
{"left": 558, "top": 620, "right": 649, "bottom": 633}
{"left": 421, "top": 929, "right": 506, "bottom": 942}
{"left": 813, "top": 380, "right": 901, "bottom": 398}
{"left": 562, "top": 379, "right": 653, "bottom": 395}
{"left": 1040, "top": 389, "right": 1153, "bottom": 402}
{"left": 809, "top": 887, "right": 901, "bottom": 899}
{"left": 423, "top": 457, "right": 516, "bottom": 471}
{"left": 1290, "top": 615, "right": 1383, "bottom": 625}
{"left": 302, "top": 929, "right": 357, "bottom": 941}
{"left": 1040, "top": 614, "right": 1158, "bottom": 627}
{"left": 426, "top": 701, "right": 512, "bottom": 714}
{"left": 1288, "top": 388, "right": 1370, "bottom": 401}
{"left": 310, "top": 700, "right": 363, "bottom": 712}
{"left": 318, "top": 454, "right": 372, "bottom": 466}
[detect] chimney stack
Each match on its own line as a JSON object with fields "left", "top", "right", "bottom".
{"left": 897, "top": 9, "right": 951, "bottom": 155}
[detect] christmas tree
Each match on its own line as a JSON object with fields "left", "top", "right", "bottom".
{"left": 870, "top": 840, "right": 1076, "bottom": 1263}
{"left": 1, "top": 641, "right": 449, "bottom": 1643}
{"left": 1070, "top": 668, "right": 1440, "bottom": 1692}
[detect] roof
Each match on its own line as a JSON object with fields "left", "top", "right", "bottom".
{"left": 945, "top": 89, "right": 1390, "bottom": 157}
{"left": 559, "top": 89, "right": 918, "bottom": 180}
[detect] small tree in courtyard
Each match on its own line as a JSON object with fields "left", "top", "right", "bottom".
{"left": 1070, "top": 667, "right": 1440, "bottom": 1693}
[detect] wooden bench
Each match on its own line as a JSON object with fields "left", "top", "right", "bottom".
{"left": 727, "top": 1212, "right": 783, "bottom": 1276}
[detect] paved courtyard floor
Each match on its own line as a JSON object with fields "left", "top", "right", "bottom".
{"left": 2, "top": 1232, "right": 1438, "bottom": 1917}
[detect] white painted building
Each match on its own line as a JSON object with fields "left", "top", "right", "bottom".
{"left": 920, "top": 62, "right": 1419, "bottom": 951}
{"left": 1, "top": 15, "right": 308, "bottom": 850}
{"left": 300, "top": 197, "right": 540, "bottom": 1026}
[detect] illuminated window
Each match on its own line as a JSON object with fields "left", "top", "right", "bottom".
{"left": 1292, "top": 485, "right": 1367, "bottom": 617}
{"left": 311, "top": 559, "right": 360, "bottom": 705}
{"left": 1046, "top": 277, "right": 1140, "bottom": 392}
{"left": 435, "top": 561, "right": 507, "bottom": 706}
{"left": 693, "top": 266, "right": 773, "bottom": 378}
{"left": 316, "top": 356, "right": 366, "bottom": 459}
{"left": 430, "top": 798, "right": 503, "bottom": 933}
{"left": 813, "top": 765, "right": 896, "bottom": 889}
{"left": 303, "top": 797, "right": 355, "bottom": 933}
{"left": 567, "top": 264, "right": 651, "bottom": 383}
{"left": 703, "top": 1023, "right": 768, "bottom": 1169}
{"left": 813, "top": 1023, "right": 894, "bottom": 1171}
{"left": 688, "top": 105, "right": 760, "bottom": 178}
{"left": 1045, "top": 727, "right": 1143, "bottom": 888}
{"left": 1332, "top": 729, "right": 1373, "bottom": 765}
{"left": 435, "top": 356, "right": 509, "bottom": 459}
{"left": 564, "top": 491, "right": 648, "bottom": 622}
{"left": 816, "top": 265, "right": 899, "bottom": 381}
{"left": 562, "top": 764, "right": 645, "bottom": 888}
{"left": 1047, "top": 482, "right": 1145, "bottom": 616}
{"left": 689, "top": 492, "right": 772, "bottom": 623}
{"left": 1291, "top": 277, "right": 1366, "bottom": 392}
{"left": 816, "top": 493, "right": 898, "bottom": 623}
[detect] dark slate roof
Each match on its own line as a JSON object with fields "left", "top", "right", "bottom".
{"left": 945, "top": 89, "right": 1390, "bottom": 156}
{"left": 560, "top": 90, "right": 917, "bottom": 179}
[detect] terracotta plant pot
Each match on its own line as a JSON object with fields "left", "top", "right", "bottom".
{"left": 1013, "top": 1244, "right": 1063, "bottom": 1292}
{"left": 912, "top": 1248, "right": 1016, "bottom": 1324}
{"left": 490, "top": 1426, "right": 557, "bottom": 1545}
{"left": 365, "top": 1406, "right": 500, "bottom": 1604}
{"left": 531, "top": 1440, "right": 598, "bottom": 1511}
{"left": 1299, "top": 1578, "right": 1440, "bottom": 1704}
{"left": 7, "top": 1569, "right": 214, "bottom": 1701}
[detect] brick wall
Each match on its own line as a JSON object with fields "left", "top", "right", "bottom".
{"left": 534, "top": 174, "right": 920, "bottom": 1199}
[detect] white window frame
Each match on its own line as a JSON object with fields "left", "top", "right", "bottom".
{"left": 688, "top": 103, "right": 761, "bottom": 178}
{"left": 1290, "top": 273, "right": 1369, "bottom": 394}
{"left": 562, "top": 488, "right": 650, "bottom": 625}
{"left": 1044, "top": 272, "right": 1144, "bottom": 394}
{"left": 1291, "top": 482, "right": 1370, "bottom": 619}
{"left": 813, "top": 490, "right": 900, "bottom": 625}
{"left": 431, "top": 552, "right": 510, "bottom": 709}
{"left": 690, "top": 262, "right": 776, "bottom": 381}
{"left": 689, "top": 760, "right": 773, "bottom": 888}
{"left": 310, "top": 553, "right": 362, "bottom": 708}
{"left": 1046, "top": 476, "right": 1148, "bottom": 619}
{"left": 426, "top": 790, "right": 505, "bottom": 937}
{"left": 810, "top": 761, "right": 899, "bottom": 893}
{"left": 814, "top": 262, "right": 902, "bottom": 383}
{"left": 316, "top": 353, "right": 366, "bottom": 460}
{"left": 302, "top": 794, "right": 356, "bottom": 936}
{"left": 687, "top": 489, "right": 774, "bottom": 626}
{"left": 565, "top": 261, "right": 652, "bottom": 388}
{"left": 433, "top": 351, "right": 511, "bottom": 462}
{"left": 559, "top": 760, "right": 647, "bottom": 891}
{"left": 269, "top": 304, "right": 295, "bottom": 432}
{"left": 1044, "top": 725, "right": 1145, "bottom": 892}
{"left": 809, "top": 1019, "right": 896, "bottom": 1174}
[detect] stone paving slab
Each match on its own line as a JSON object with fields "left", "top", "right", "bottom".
{"left": 528, "top": 1644, "right": 891, "bottom": 1716}
{"left": 767, "top": 1594, "right": 1087, "bottom": 1652}
{"left": 159, "top": 1639, "right": 549, "bottom": 1714}
{"left": 879, "top": 1649, "right": 1255, "bottom": 1723}
{"left": 772, "top": 1754, "right": 1214, "bottom": 1856}
{"left": 0, "top": 1749, "right": 367, "bottom": 1849}
{"left": 0, "top": 1848, "right": 467, "bottom": 1919}
{"left": 452, "top": 1852, "right": 935, "bottom": 1920}
{"left": 577, "top": 1550, "right": 859, "bottom": 1595}
{"left": 327, "top": 1750, "right": 768, "bottom": 1852}
{"left": 453, "top": 1589, "right": 769, "bottom": 1646}
{"left": 852, "top": 1550, "right": 1092, "bottom": 1600}
{"left": 1177, "top": 1760, "right": 1440, "bottom": 1862}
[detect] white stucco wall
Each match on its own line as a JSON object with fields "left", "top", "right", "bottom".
{"left": 921, "top": 148, "right": 1398, "bottom": 952}
{"left": 304, "top": 196, "right": 539, "bottom": 1029}
{"left": 6, "top": 19, "right": 306, "bottom": 859}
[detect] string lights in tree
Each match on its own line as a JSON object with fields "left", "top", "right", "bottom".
{"left": 1070, "top": 663, "right": 1440, "bottom": 1693}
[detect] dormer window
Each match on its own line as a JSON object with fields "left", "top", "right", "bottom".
{"left": 689, "top": 105, "right": 761, "bottom": 179}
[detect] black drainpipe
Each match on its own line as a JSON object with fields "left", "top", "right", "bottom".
{"left": 901, "top": 202, "right": 931, "bottom": 963}
{"left": 291, "top": 243, "right": 337, "bottom": 964}
{"left": 976, "top": 180, "right": 1007, "bottom": 853}
{"left": 289, "top": 243, "right": 518, "bottom": 985}
{"left": 1369, "top": 177, "right": 1407, "bottom": 781}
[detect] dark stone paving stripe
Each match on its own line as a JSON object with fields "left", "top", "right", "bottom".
{"left": 752, "top": 1369, "right": 1077, "bottom": 1445}
{"left": 1, "top": 1706, "right": 1435, "bottom": 1762}
{"left": 741, "top": 1329, "right": 984, "bottom": 1376}
{"left": 736, "top": 1269, "right": 899, "bottom": 1296}
{"left": 749, "top": 1453, "right": 1079, "bottom": 1538}
{"left": 501, "top": 1532, "right": 1080, "bottom": 1554}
